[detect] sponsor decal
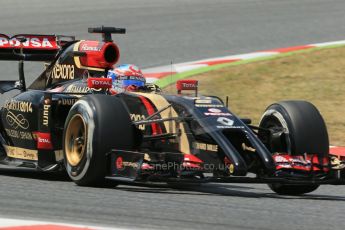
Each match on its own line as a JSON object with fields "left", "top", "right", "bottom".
{"left": 81, "top": 43, "right": 101, "bottom": 51}
{"left": 208, "top": 108, "right": 222, "bottom": 113}
{"left": 182, "top": 82, "right": 197, "bottom": 88}
{"left": 204, "top": 112, "right": 232, "bottom": 116}
{"left": 65, "top": 85, "right": 90, "bottom": 93}
{"left": 216, "top": 125, "right": 245, "bottom": 129}
{"left": 0, "top": 35, "right": 56, "bottom": 49}
{"left": 35, "top": 132, "right": 53, "bottom": 150}
{"left": 118, "top": 75, "right": 145, "bottom": 81}
{"left": 130, "top": 113, "right": 145, "bottom": 130}
{"left": 59, "top": 98, "right": 79, "bottom": 106}
{"left": 194, "top": 142, "right": 218, "bottom": 152}
{"left": 5, "top": 111, "right": 29, "bottom": 130}
{"left": 43, "top": 104, "right": 51, "bottom": 127}
{"left": 195, "top": 99, "right": 212, "bottom": 104}
{"left": 195, "top": 104, "right": 224, "bottom": 108}
{"left": 204, "top": 107, "right": 231, "bottom": 116}
{"left": 4, "top": 145, "right": 38, "bottom": 161}
{"left": 217, "top": 117, "right": 234, "bottom": 126}
{"left": 4, "top": 100, "right": 33, "bottom": 113}
{"left": 5, "top": 128, "right": 33, "bottom": 140}
{"left": 87, "top": 77, "right": 112, "bottom": 89}
{"left": 52, "top": 64, "right": 75, "bottom": 80}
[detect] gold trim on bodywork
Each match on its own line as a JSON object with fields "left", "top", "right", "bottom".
{"left": 133, "top": 92, "right": 191, "bottom": 154}
{"left": 55, "top": 150, "right": 64, "bottom": 161}
{"left": 4, "top": 145, "right": 38, "bottom": 161}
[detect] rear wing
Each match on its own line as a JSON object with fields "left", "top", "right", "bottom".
{"left": 0, "top": 34, "right": 75, "bottom": 61}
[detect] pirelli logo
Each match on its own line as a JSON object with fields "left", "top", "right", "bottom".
{"left": 4, "top": 145, "right": 38, "bottom": 161}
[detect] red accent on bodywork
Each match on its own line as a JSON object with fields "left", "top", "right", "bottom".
{"left": 87, "top": 77, "right": 112, "bottom": 89}
{"left": 330, "top": 146, "right": 345, "bottom": 157}
{"left": 176, "top": 80, "right": 198, "bottom": 91}
{"left": 183, "top": 154, "right": 203, "bottom": 170}
{"left": 273, "top": 154, "right": 329, "bottom": 172}
{"left": 116, "top": 156, "right": 123, "bottom": 170}
{"left": 34, "top": 132, "right": 53, "bottom": 150}
{"left": 138, "top": 96, "right": 162, "bottom": 135}
{"left": 0, "top": 34, "right": 59, "bottom": 50}
{"left": 78, "top": 41, "right": 119, "bottom": 69}
{"left": 184, "top": 154, "right": 203, "bottom": 163}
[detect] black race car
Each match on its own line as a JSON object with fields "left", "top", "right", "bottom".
{"left": 0, "top": 27, "right": 344, "bottom": 195}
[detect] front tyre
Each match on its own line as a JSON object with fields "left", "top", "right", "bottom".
{"left": 63, "top": 95, "right": 139, "bottom": 186}
{"left": 259, "top": 101, "right": 329, "bottom": 195}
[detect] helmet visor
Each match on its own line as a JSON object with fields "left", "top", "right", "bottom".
{"left": 121, "top": 78, "right": 145, "bottom": 87}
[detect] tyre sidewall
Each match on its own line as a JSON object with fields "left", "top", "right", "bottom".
{"left": 63, "top": 99, "right": 98, "bottom": 182}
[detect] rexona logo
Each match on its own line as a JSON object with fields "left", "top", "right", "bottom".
{"left": 0, "top": 36, "right": 57, "bottom": 49}
{"left": 52, "top": 64, "right": 75, "bottom": 80}
{"left": 81, "top": 44, "right": 101, "bottom": 51}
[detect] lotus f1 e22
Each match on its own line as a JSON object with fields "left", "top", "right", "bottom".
{"left": 0, "top": 27, "right": 344, "bottom": 195}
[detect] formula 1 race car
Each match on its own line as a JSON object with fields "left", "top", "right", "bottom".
{"left": 1, "top": 27, "right": 345, "bottom": 195}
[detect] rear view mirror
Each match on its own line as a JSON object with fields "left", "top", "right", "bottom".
{"left": 0, "top": 80, "right": 20, "bottom": 94}
{"left": 176, "top": 79, "right": 198, "bottom": 96}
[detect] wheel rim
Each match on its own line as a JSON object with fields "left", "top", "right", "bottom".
{"left": 261, "top": 112, "right": 291, "bottom": 154}
{"left": 65, "top": 114, "right": 87, "bottom": 166}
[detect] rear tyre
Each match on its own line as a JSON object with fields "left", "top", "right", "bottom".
{"left": 259, "top": 100, "right": 329, "bottom": 195}
{"left": 63, "top": 95, "right": 139, "bottom": 186}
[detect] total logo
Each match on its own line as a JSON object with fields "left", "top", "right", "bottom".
{"left": 90, "top": 79, "right": 112, "bottom": 87}
{"left": 38, "top": 137, "right": 51, "bottom": 144}
{"left": 87, "top": 78, "right": 113, "bottom": 89}
{"left": 35, "top": 132, "right": 53, "bottom": 150}
{"left": 204, "top": 108, "right": 231, "bottom": 116}
{"left": 182, "top": 83, "right": 197, "bottom": 88}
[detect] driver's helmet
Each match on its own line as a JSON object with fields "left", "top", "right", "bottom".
{"left": 107, "top": 64, "right": 146, "bottom": 93}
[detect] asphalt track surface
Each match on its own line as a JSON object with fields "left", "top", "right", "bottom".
{"left": 1, "top": 0, "right": 345, "bottom": 229}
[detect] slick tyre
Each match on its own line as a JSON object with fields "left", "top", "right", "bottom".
{"left": 259, "top": 100, "right": 329, "bottom": 195}
{"left": 63, "top": 95, "right": 138, "bottom": 186}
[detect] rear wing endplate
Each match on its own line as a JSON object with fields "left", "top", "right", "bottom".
{"left": 0, "top": 34, "right": 75, "bottom": 61}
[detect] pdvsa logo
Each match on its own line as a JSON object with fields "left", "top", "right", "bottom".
{"left": 0, "top": 37, "right": 54, "bottom": 48}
